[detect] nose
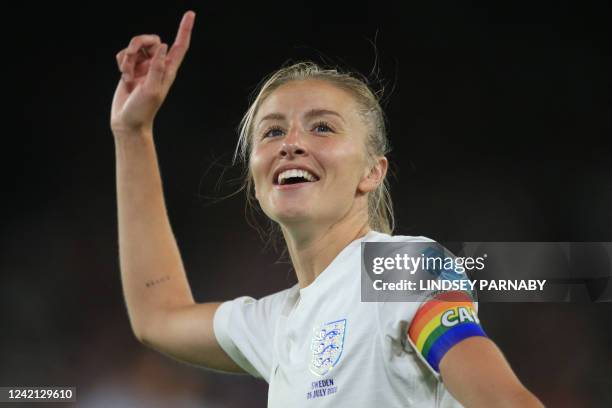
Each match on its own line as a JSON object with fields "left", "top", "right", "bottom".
{"left": 280, "top": 142, "right": 306, "bottom": 158}
{"left": 279, "top": 126, "right": 307, "bottom": 158}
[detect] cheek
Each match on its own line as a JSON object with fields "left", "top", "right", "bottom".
{"left": 249, "top": 144, "right": 278, "bottom": 202}
{"left": 319, "top": 142, "right": 367, "bottom": 185}
{"left": 249, "top": 148, "right": 267, "bottom": 184}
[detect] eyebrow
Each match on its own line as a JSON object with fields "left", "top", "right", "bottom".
{"left": 257, "top": 109, "right": 346, "bottom": 127}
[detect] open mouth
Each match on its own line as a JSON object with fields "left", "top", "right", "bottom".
{"left": 274, "top": 168, "right": 320, "bottom": 186}
{"left": 280, "top": 177, "right": 310, "bottom": 185}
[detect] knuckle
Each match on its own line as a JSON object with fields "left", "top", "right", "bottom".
{"left": 128, "top": 36, "right": 142, "bottom": 49}
{"left": 127, "top": 34, "right": 160, "bottom": 53}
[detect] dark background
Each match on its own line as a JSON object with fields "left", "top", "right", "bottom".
{"left": 2, "top": 0, "right": 611, "bottom": 406}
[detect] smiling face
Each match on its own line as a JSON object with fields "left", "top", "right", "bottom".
{"left": 249, "top": 79, "right": 378, "bottom": 228}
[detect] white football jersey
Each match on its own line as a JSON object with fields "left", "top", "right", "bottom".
{"left": 214, "top": 230, "right": 482, "bottom": 407}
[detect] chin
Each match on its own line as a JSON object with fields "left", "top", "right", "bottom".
{"left": 268, "top": 205, "right": 314, "bottom": 225}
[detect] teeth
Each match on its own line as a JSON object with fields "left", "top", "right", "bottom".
{"left": 278, "top": 169, "right": 317, "bottom": 184}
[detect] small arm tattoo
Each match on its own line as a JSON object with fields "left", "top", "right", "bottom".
{"left": 145, "top": 275, "right": 170, "bottom": 288}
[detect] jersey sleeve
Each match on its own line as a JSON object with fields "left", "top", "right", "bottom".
{"left": 377, "top": 239, "right": 487, "bottom": 381}
{"left": 213, "top": 290, "right": 289, "bottom": 382}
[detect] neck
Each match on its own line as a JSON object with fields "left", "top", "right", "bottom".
{"left": 280, "top": 209, "right": 371, "bottom": 289}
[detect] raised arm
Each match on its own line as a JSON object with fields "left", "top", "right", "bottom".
{"left": 110, "top": 11, "right": 242, "bottom": 373}
{"left": 439, "top": 334, "right": 544, "bottom": 407}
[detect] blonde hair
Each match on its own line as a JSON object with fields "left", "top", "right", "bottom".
{"left": 232, "top": 61, "right": 395, "bottom": 249}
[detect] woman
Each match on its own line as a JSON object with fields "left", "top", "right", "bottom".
{"left": 111, "top": 10, "right": 543, "bottom": 407}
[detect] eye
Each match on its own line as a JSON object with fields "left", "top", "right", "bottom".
{"left": 262, "top": 126, "right": 284, "bottom": 139}
{"left": 312, "top": 121, "right": 334, "bottom": 133}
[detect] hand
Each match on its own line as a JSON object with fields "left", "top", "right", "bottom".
{"left": 110, "top": 11, "right": 196, "bottom": 137}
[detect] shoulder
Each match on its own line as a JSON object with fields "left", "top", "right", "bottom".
{"left": 363, "top": 231, "right": 441, "bottom": 267}
{"left": 367, "top": 230, "right": 437, "bottom": 244}
{"left": 364, "top": 231, "right": 437, "bottom": 247}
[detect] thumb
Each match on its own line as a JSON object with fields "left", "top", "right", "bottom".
{"left": 144, "top": 43, "right": 168, "bottom": 89}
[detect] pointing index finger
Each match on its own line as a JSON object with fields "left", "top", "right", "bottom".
{"left": 175, "top": 10, "right": 195, "bottom": 48}
{"left": 165, "top": 10, "right": 196, "bottom": 78}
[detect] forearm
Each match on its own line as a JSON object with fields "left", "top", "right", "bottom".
{"left": 450, "top": 383, "right": 544, "bottom": 408}
{"left": 114, "top": 131, "right": 194, "bottom": 338}
{"left": 440, "top": 337, "right": 544, "bottom": 408}
{"left": 498, "top": 389, "right": 545, "bottom": 408}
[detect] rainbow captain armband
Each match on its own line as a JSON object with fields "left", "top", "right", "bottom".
{"left": 407, "top": 290, "right": 487, "bottom": 376}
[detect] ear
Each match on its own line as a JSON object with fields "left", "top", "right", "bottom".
{"left": 358, "top": 156, "right": 388, "bottom": 194}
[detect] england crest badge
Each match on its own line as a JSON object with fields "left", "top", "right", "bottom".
{"left": 309, "top": 319, "right": 347, "bottom": 376}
